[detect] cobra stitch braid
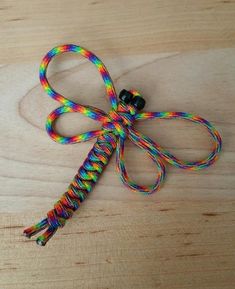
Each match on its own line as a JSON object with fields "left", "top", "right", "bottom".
{"left": 24, "top": 133, "right": 117, "bottom": 245}
{"left": 23, "top": 44, "right": 222, "bottom": 246}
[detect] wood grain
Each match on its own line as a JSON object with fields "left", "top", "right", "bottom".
{"left": 1, "top": 0, "right": 235, "bottom": 63}
{"left": 0, "top": 1, "right": 235, "bottom": 289}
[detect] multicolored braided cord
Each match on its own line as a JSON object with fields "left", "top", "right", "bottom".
{"left": 23, "top": 44, "right": 222, "bottom": 246}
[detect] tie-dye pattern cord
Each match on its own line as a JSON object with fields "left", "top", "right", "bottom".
{"left": 23, "top": 44, "right": 222, "bottom": 246}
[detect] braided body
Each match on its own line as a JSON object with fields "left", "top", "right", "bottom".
{"left": 23, "top": 44, "right": 222, "bottom": 246}
{"left": 24, "top": 133, "right": 116, "bottom": 245}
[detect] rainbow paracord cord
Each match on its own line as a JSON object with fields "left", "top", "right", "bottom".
{"left": 23, "top": 44, "right": 222, "bottom": 246}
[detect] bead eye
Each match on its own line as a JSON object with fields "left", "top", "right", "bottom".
{"left": 119, "top": 89, "right": 146, "bottom": 110}
{"left": 119, "top": 89, "right": 133, "bottom": 104}
{"left": 130, "top": 95, "right": 146, "bottom": 110}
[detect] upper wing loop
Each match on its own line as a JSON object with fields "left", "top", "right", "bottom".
{"left": 134, "top": 111, "right": 222, "bottom": 170}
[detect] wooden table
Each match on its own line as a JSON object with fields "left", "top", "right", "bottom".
{"left": 0, "top": 1, "right": 235, "bottom": 288}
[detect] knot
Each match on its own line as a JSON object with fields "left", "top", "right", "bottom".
{"left": 102, "top": 102, "right": 136, "bottom": 139}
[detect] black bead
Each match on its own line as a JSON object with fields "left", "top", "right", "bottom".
{"left": 130, "top": 96, "right": 146, "bottom": 110}
{"left": 119, "top": 89, "right": 133, "bottom": 104}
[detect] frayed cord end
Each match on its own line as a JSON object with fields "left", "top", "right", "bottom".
{"left": 23, "top": 218, "right": 48, "bottom": 238}
{"left": 36, "top": 226, "right": 58, "bottom": 246}
{"left": 23, "top": 218, "right": 57, "bottom": 246}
